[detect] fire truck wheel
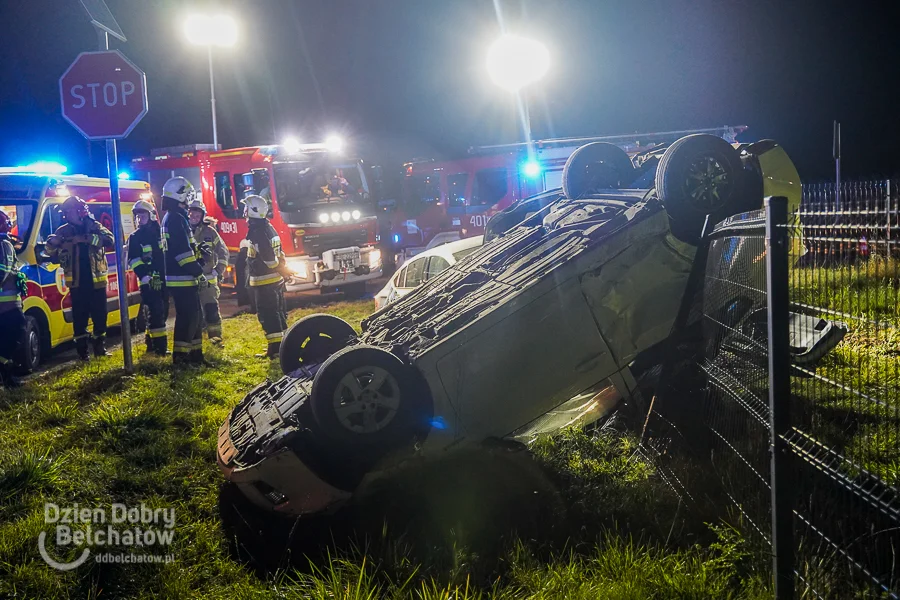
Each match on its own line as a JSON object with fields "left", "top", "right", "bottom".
{"left": 311, "top": 345, "right": 426, "bottom": 446}
{"left": 656, "top": 134, "right": 744, "bottom": 243}
{"left": 280, "top": 314, "right": 357, "bottom": 374}
{"left": 562, "top": 142, "right": 635, "bottom": 198}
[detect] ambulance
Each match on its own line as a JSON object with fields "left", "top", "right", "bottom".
{"left": 0, "top": 168, "right": 145, "bottom": 369}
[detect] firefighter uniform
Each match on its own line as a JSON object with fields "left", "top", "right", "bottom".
{"left": 46, "top": 197, "right": 114, "bottom": 360}
{"left": 244, "top": 195, "right": 291, "bottom": 358}
{"left": 0, "top": 212, "right": 26, "bottom": 385}
{"left": 160, "top": 178, "right": 206, "bottom": 365}
{"left": 189, "top": 208, "right": 229, "bottom": 344}
{"left": 127, "top": 201, "right": 168, "bottom": 356}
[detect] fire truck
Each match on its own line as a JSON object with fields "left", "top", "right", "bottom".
{"left": 131, "top": 142, "right": 382, "bottom": 297}
{"left": 384, "top": 126, "right": 747, "bottom": 264}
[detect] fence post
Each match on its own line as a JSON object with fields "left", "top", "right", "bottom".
{"left": 766, "top": 196, "right": 794, "bottom": 599}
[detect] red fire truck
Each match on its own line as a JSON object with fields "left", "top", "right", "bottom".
{"left": 384, "top": 126, "right": 747, "bottom": 264}
{"left": 131, "top": 142, "right": 382, "bottom": 297}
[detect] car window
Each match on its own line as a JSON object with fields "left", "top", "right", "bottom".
{"left": 471, "top": 168, "right": 508, "bottom": 210}
{"left": 452, "top": 245, "right": 480, "bottom": 261}
{"left": 394, "top": 265, "right": 407, "bottom": 288}
{"left": 425, "top": 256, "right": 450, "bottom": 280}
{"left": 404, "top": 256, "right": 428, "bottom": 287}
{"left": 447, "top": 173, "right": 468, "bottom": 213}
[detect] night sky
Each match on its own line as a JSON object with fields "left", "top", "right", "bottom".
{"left": 1, "top": 0, "right": 897, "bottom": 183}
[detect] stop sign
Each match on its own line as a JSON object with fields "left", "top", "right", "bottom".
{"left": 59, "top": 50, "right": 148, "bottom": 140}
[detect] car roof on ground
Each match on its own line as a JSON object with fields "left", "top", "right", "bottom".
{"left": 409, "top": 235, "right": 484, "bottom": 262}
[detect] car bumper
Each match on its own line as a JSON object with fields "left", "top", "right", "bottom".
{"left": 284, "top": 266, "right": 383, "bottom": 293}
{"left": 216, "top": 419, "right": 352, "bottom": 516}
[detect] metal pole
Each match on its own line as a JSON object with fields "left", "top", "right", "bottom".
{"left": 98, "top": 29, "right": 134, "bottom": 374}
{"left": 765, "top": 195, "right": 794, "bottom": 599}
{"left": 208, "top": 45, "right": 218, "bottom": 149}
{"left": 833, "top": 121, "right": 841, "bottom": 211}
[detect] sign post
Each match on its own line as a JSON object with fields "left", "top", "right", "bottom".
{"left": 59, "top": 42, "right": 148, "bottom": 374}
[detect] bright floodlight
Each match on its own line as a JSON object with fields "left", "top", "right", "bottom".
{"left": 22, "top": 161, "right": 67, "bottom": 174}
{"left": 282, "top": 137, "right": 301, "bottom": 154}
{"left": 522, "top": 160, "right": 541, "bottom": 178}
{"left": 184, "top": 14, "right": 238, "bottom": 47}
{"left": 325, "top": 135, "right": 343, "bottom": 153}
{"left": 118, "top": 171, "right": 130, "bottom": 180}
{"left": 486, "top": 34, "right": 550, "bottom": 92}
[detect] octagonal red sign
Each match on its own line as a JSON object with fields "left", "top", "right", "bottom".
{"left": 59, "top": 50, "right": 148, "bottom": 140}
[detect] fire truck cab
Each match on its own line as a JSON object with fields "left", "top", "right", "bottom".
{"left": 385, "top": 126, "right": 747, "bottom": 265}
{"left": 132, "top": 143, "right": 382, "bottom": 295}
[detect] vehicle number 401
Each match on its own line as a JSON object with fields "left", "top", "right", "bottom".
{"left": 469, "top": 215, "right": 488, "bottom": 227}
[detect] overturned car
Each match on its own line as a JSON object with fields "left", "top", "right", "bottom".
{"left": 217, "top": 134, "right": 801, "bottom": 516}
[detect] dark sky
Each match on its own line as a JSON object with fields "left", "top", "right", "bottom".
{"left": 1, "top": 0, "right": 897, "bottom": 181}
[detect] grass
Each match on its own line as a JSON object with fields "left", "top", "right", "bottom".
{"left": 0, "top": 298, "right": 769, "bottom": 599}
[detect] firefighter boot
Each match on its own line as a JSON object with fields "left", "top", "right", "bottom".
{"left": 0, "top": 358, "right": 21, "bottom": 388}
{"left": 93, "top": 335, "right": 111, "bottom": 358}
{"left": 75, "top": 336, "right": 91, "bottom": 361}
{"left": 207, "top": 323, "right": 223, "bottom": 347}
{"left": 151, "top": 336, "right": 169, "bottom": 357}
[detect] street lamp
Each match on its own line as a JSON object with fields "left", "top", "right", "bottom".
{"left": 486, "top": 34, "right": 550, "bottom": 168}
{"left": 184, "top": 14, "right": 238, "bottom": 149}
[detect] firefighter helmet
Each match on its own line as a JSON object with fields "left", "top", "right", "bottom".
{"left": 132, "top": 199, "right": 158, "bottom": 222}
{"left": 186, "top": 198, "right": 206, "bottom": 215}
{"left": 242, "top": 195, "right": 269, "bottom": 219}
{"left": 161, "top": 177, "right": 196, "bottom": 205}
{"left": 0, "top": 209, "right": 10, "bottom": 235}
{"left": 61, "top": 196, "right": 90, "bottom": 218}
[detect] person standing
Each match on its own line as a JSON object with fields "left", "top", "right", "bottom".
{"left": 160, "top": 177, "right": 207, "bottom": 365}
{"left": 0, "top": 209, "right": 27, "bottom": 385}
{"left": 46, "top": 196, "right": 113, "bottom": 360}
{"left": 243, "top": 195, "right": 292, "bottom": 358}
{"left": 127, "top": 199, "right": 168, "bottom": 356}
{"left": 187, "top": 198, "right": 229, "bottom": 346}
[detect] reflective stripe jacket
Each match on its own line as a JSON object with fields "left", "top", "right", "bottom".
{"left": 0, "top": 236, "right": 21, "bottom": 312}
{"left": 46, "top": 218, "right": 114, "bottom": 290}
{"left": 161, "top": 207, "right": 203, "bottom": 287}
{"left": 191, "top": 218, "right": 229, "bottom": 285}
{"left": 126, "top": 221, "right": 165, "bottom": 286}
{"left": 246, "top": 219, "right": 289, "bottom": 287}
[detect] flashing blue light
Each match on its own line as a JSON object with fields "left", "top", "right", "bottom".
{"left": 21, "top": 161, "right": 67, "bottom": 174}
{"left": 118, "top": 172, "right": 131, "bottom": 180}
{"left": 393, "top": 233, "right": 400, "bottom": 244}
{"left": 522, "top": 160, "right": 541, "bottom": 179}
{"left": 429, "top": 416, "right": 448, "bottom": 430}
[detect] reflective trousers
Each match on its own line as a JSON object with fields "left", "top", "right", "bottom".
{"left": 200, "top": 283, "right": 222, "bottom": 339}
{"left": 253, "top": 283, "right": 287, "bottom": 356}
{"left": 71, "top": 285, "right": 108, "bottom": 343}
{"left": 140, "top": 284, "right": 169, "bottom": 355}
{"left": 169, "top": 286, "right": 202, "bottom": 363}
{"left": 0, "top": 307, "right": 25, "bottom": 367}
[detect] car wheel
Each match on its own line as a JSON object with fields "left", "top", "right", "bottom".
{"left": 311, "top": 345, "right": 422, "bottom": 446}
{"left": 280, "top": 314, "right": 357, "bottom": 374}
{"left": 655, "top": 134, "right": 745, "bottom": 243}
{"left": 562, "top": 142, "right": 635, "bottom": 198}
{"left": 22, "top": 315, "right": 42, "bottom": 372}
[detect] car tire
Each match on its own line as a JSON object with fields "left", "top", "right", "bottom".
{"left": 280, "top": 314, "right": 357, "bottom": 374}
{"left": 655, "top": 134, "right": 745, "bottom": 243}
{"left": 562, "top": 142, "right": 635, "bottom": 198}
{"left": 311, "top": 345, "right": 423, "bottom": 446}
{"left": 22, "top": 315, "right": 42, "bottom": 372}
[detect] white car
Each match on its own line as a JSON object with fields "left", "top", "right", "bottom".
{"left": 374, "top": 236, "right": 483, "bottom": 309}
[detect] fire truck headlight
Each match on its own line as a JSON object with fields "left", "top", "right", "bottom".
{"left": 286, "top": 258, "right": 308, "bottom": 280}
{"left": 368, "top": 249, "right": 381, "bottom": 267}
{"left": 341, "top": 211, "right": 351, "bottom": 222}
{"left": 319, "top": 213, "right": 330, "bottom": 223}
{"left": 351, "top": 210, "right": 361, "bottom": 220}
{"left": 331, "top": 212, "right": 341, "bottom": 222}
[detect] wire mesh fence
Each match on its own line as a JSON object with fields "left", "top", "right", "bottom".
{"left": 640, "top": 182, "right": 900, "bottom": 599}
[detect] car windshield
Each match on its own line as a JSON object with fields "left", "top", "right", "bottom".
{"left": 0, "top": 200, "right": 37, "bottom": 252}
{"left": 273, "top": 162, "right": 363, "bottom": 213}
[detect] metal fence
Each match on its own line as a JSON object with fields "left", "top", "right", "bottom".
{"left": 640, "top": 182, "right": 900, "bottom": 599}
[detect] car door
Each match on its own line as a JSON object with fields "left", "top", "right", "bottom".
{"left": 393, "top": 255, "right": 428, "bottom": 301}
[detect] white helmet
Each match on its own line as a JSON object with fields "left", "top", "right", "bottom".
{"left": 242, "top": 194, "right": 269, "bottom": 219}
{"left": 186, "top": 198, "right": 206, "bottom": 214}
{"left": 161, "top": 177, "right": 196, "bottom": 205}
{"left": 132, "top": 199, "right": 158, "bottom": 222}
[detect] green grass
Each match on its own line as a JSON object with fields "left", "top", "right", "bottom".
{"left": 790, "top": 256, "right": 900, "bottom": 484}
{"left": 0, "top": 298, "right": 768, "bottom": 599}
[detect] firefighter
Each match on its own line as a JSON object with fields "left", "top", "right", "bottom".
{"left": 46, "top": 196, "right": 114, "bottom": 360}
{"left": 187, "top": 198, "right": 229, "bottom": 345}
{"left": 0, "top": 209, "right": 27, "bottom": 386}
{"left": 243, "top": 195, "right": 292, "bottom": 358}
{"left": 127, "top": 199, "right": 168, "bottom": 356}
{"left": 160, "top": 177, "right": 207, "bottom": 365}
